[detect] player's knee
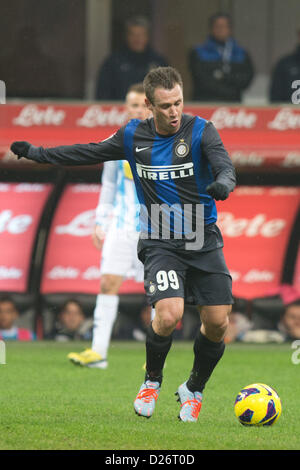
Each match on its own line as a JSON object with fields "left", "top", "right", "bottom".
{"left": 211, "top": 312, "right": 230, "bottom": 332}
{"left": 155, "top": 299, "right": 184, "bottom": 333}
{"left": 201, "top": 305, "right": 231, "bottom": 340}
{"left": 100, "top": 275, "right": 119, "bottom": 295}
{"left": 161, "top": 312, "right": 180, "bottom": 331}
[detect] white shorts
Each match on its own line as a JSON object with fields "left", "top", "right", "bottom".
{"left": 100, "top": 229, "right": 144, "bottom": 282}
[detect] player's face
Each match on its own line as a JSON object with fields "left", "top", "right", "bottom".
{"left": 126, "top": 91, "right": 150, "bottom": 121}
{"left": 211, "top": 18, "right": 231, "bottom": 42}
{"left": 147, "top": 84, "right": 184, "bottom": 135}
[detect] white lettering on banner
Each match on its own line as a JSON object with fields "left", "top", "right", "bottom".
{"left": 76, "top": 105, "right": 127, "bottom": 127}
{"left": 0, "top": 184, "right": 10, "bottom": 192}
{"left": 243, "top": 270, "right": 275, "bottom": 283}
{"left": 47, "top": 266, "right": 79, "bottom": 279}
{"left": 12, "top": 105, "right": 65, "bottom": 127}
{"left": 0, "top": 266, "right": 23, "bottom": 279}
{"left": 46, "top": 266, "right": 101, "bottom": 281}
{"left": 71, "top": 184, "right": 100, "bottom": 193}
{"left": 210, "top": 107, "right": 257, "bottom": 129}
{"left": 230, "top": 151, "right": 264, "bottom": 166}
{"left": 230, "top": 271, "right": 241, "bottom": 282}
{"left": 268, "top": 108, "right": 300, "bottom": 130}
{"left": 14, "top": 183, "right": 45, "bottom": 192}
{"left": 55, "top": 210, "right": 95, "bottom": 237}
{"left": 281, "top": 152, "right": 300, "bottom": 167}
{"left": 235, "top": 187, "right": 265, "bottom": 195}
{"left": 0, "top": 210, "right": 33, "bottom": 234}
{"left": 218, "top": 213, "right": 286, "bottom": 237}
{"left": 229, "top": 270, "right": 275, "bottom": 283}
{"left": 269, "top": 187, "right": 299, "bottom": 195}
{"left": 82, "top": 266, "right": 101, "bottom": 280}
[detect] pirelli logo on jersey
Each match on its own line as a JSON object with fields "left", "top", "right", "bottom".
{"left": 136, "top": 162, "right": 194, "bottom": 181}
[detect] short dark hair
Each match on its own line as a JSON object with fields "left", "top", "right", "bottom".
{"left": 143, "top": 66, "right": 183, "bottom": 104}
{"left": 125, "top": 16, "right": 150, "bottom": 32}
{"left": 60, "top": 298, "right": 84, "bottom": 315}
{"left": 127, "top": 83, "right": 145, "bottom": 95}
{"left": 209, "top": 12, "right": 232, "bottom": 30}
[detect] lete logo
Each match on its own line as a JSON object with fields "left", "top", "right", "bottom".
{"left": 55, "top": 210, "right": 95, "bottom": 236}
{"left": 12, "top": 105, "right": 65, "bottom": 126}
{"left": 0, "top": 210, "right": 33, "bottom": 234}
{"left": 218, "top": 213, "right": 286, "bottom": 237}
{"left": 76, "top": 105, "right": 127, "bottom": 127}
{"left": 210, "top": 107, "right": 257, "bottom": 129}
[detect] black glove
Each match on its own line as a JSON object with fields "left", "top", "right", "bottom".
{"left": 10, "top": 141, "right": 31, "bottom": 159}
{"left": 206, "top": 182, "right": 229, "bottom": 201}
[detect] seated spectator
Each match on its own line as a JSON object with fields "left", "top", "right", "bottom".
{"left": 113, "top": 305, "right": 151, "bottom": 342}
{"left": 50, "top": 299, "right": 93, "bottom": 342}
{"left": 95, "top": 16, "right": 168, "bottom": 100}
{"left": 270, "top": 27, "right": 300, "bottom": 102}
{"left": 189, "top": 12, "right": 254, "bottom": 102}
{"left": 113, "top": 304, "right": 184, "bottom": 341}
{"left": 237, "top": 291, "right": 300, "bottom": 344}
{"left": 278, "top": 300, "right": 300, "bottom": 341}
{"left": 225, "top": 311, "right": 253, "bottom": 344}
{"left": 0, "top": 295, "right": 35, "bottom": 341}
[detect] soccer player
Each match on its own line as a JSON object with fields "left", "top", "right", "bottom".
{"left": 67, "top": 83, "right": 151, "bottom": 369}
{"left": 11, "top": 66, "right": 236, "bottom": 423}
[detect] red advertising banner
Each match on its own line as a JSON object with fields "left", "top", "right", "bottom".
{"left": 1, "top": 102, "right": 300, "bottom": 169}
{"left": 216, "top": 187, "right": 300, "bottom": 299}
{"left": 0, "top": 183, "right": 53, "bottom": 292}
{"left": 40, "top": 183, "right": 299, "bottom": 299}
{"left": 41, "top": 183, "right": 145, "bottom": 295}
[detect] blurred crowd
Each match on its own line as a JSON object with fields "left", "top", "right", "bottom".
{"left": 1, "top": 285, "right": 300, "bottom": 344}
{"left": 3, "top": 12, "right": 300, "bottom": 103}
{"left": 96, "top": 12, "right": 300, "bottom": 103}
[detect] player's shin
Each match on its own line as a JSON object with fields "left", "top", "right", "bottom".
{"left": 92, "top": 294, "right": 119, "bottom": 359}
{"left": 145, "top": 322, "right": 173, "bottom": 384}
{"left": 187, "top": 330, "right": 225, "bottom": 393}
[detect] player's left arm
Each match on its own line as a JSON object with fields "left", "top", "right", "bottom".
{"left": 201, "top": 121, "right": 236, "bottom": 200}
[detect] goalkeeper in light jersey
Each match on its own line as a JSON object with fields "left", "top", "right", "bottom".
{"left": 68, "top": 83, "right": 152, "bottom": 369}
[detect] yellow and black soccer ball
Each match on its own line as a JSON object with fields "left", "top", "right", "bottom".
{"left": 234, "top": 383, "right": 282, "bottom": 426}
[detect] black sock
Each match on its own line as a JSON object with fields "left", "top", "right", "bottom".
{"left": 145, "top": 322, "right": 173, "bottom": 384}
{"left": 187, "top": 330, "right": 225, "bottom": 393}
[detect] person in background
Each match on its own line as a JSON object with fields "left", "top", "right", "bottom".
{"left": 224, "top": 310, "right": 253, "bottom": 344}
{"left": 95, "top": 16, "right": 168, "bottom": 100}
{"left": 189, "top": 12, "right": 254, "bottom": 102}
{"left": 52, "top": 299, "right": 92, "bottom": 342}
{"left": 270, "top": 27, "right": 300, "bottom": 102}
{"left": 67, "top": 83, "right": 152, "bottom": 369}
{"left": 278, "top": 300, "right": 300, "bottom": 341}
{"left": 226, "top": 288, "right": 300, "bottom": 344}
{"left": 0, "top": 295, "right": 35, "bottom": 341}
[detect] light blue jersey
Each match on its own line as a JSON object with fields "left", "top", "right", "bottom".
{"left": 95, "top": 160, "right": 140, "bottom": 234}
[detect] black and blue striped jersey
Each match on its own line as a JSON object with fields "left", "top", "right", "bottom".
{"left": 27, "top": 113, "right": 236, "bottom": 236}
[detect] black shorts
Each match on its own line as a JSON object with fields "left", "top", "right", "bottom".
{"left": 138, "top": 225, "right": 233, "bottom": 307}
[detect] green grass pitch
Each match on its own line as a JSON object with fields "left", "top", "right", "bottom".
{"left": 0, "top": 341, "right": 299, "bottom": 450}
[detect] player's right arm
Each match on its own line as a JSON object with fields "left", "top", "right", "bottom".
{"left": 10, "top": 127, "right": 126, "bottom": 165}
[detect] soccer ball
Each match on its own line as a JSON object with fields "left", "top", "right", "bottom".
{"left": 234, "top": 383, "right": 282, "bottom": 426}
